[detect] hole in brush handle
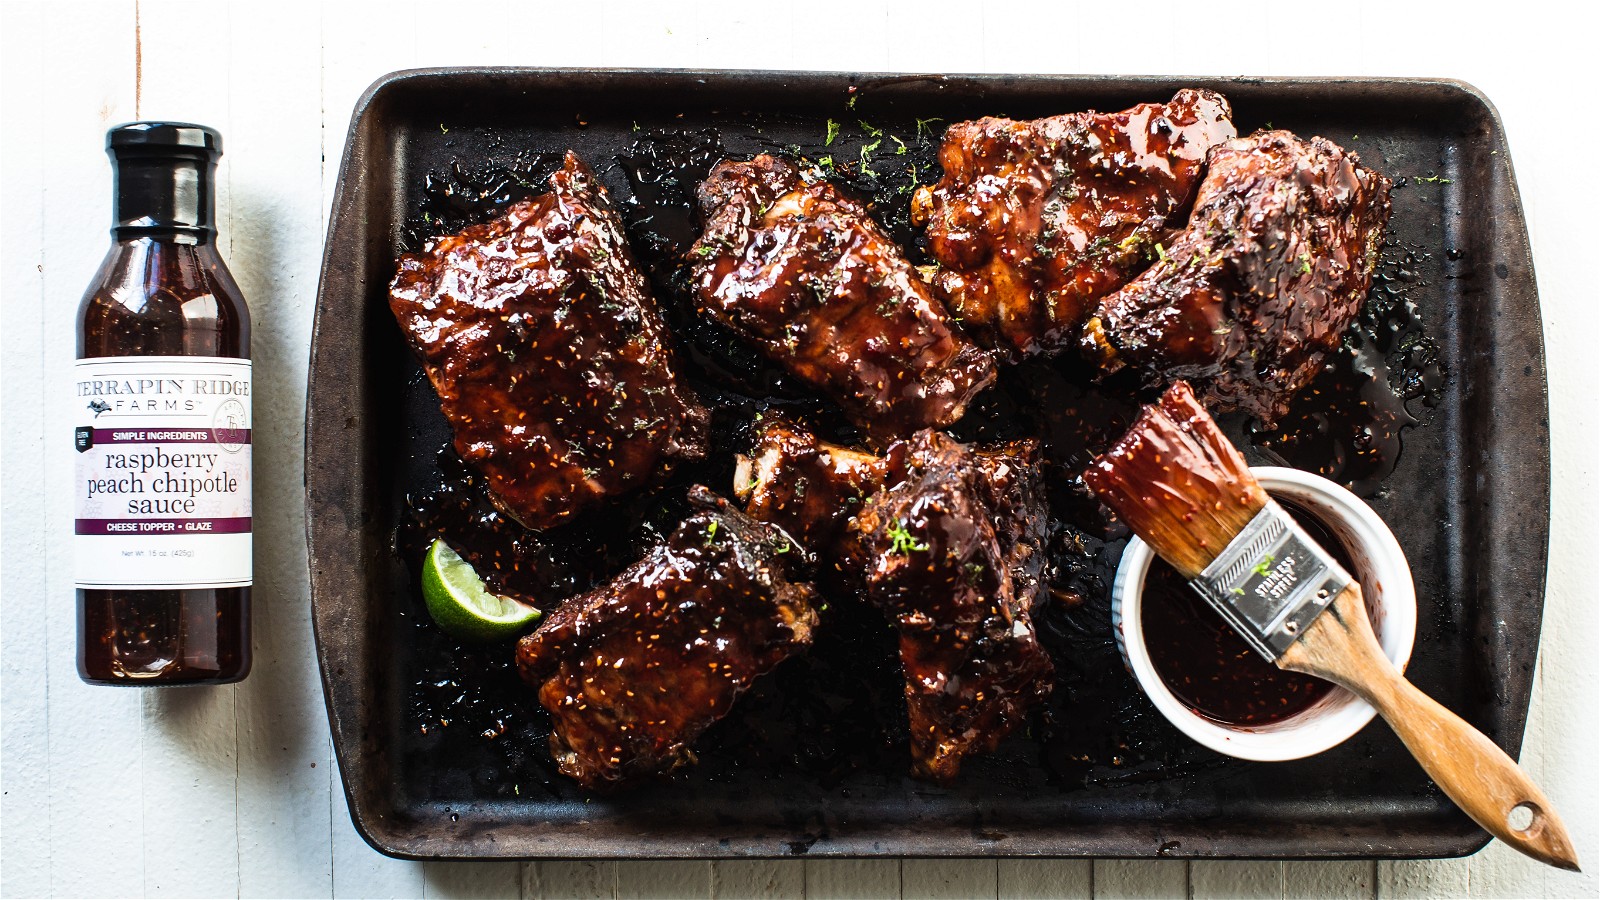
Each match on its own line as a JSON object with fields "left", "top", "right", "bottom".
{"left": 1508, "top": 801, "right": 1539, "bottom": 834}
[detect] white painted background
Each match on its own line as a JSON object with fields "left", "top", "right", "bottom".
{"left": 2, "top": 1, "right": 1595, "bottom": 897}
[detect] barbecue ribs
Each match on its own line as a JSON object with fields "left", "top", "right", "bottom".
{"left": 1081, "top": 131, "right": 1393, "bottom": 423}
{"left": 912, "top": 89, "right": 1236, "bottom": 358}
{"left": 843, "top": 431, "right": 1054, "bottom": 782}
{"left": 690, "top": 155, "right": 995, "bottom": 435}
{"left": 390, "top": 152, "right": 709, "bottom": 530}
{"left": 516, "top": 487, "right": 819, "bottom": 789}
{"left": 733, "top": 415, "right": 888, "bottom": 559}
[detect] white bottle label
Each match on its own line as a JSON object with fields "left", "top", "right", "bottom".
{"left": 73, "top": 356, "right": 252, "bottom": 590}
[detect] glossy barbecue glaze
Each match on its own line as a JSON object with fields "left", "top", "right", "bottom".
{"left": 733, "top": 415, "right": 888, "bottom": 560}
{"left": 515, "top": 487, "right": 819, "bottom": 789}
{"left": 389, "top": 152, "right": 709, "bottom": 530}
{"left": 690, "top": 154, "right": 996, "bottom": 436}
{"left": 844, "top": 431, "right": 1054, "bottom": 783}
{"left": 1083, "top": 131, "right": 1393, "bottom": 424}
{"left": 912, "top": 90, "right": 1235, "bottom": 358}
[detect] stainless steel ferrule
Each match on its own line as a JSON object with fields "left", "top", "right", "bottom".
{"left": 1191, "top": 500, "right": 1352, "bottom": 662}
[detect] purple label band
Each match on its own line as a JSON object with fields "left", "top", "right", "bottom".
{"left": 76, "top": 517, "right": 253, "bottom": 535}
{"left": 91, "top": 428, "right": 252, "bottom": 444}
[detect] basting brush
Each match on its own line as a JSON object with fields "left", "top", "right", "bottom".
{"left": 1086, "top": 381, "right": 1579, "bottom": 871}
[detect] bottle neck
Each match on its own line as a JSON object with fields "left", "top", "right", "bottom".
{"left": 112, "top": 153, "right": 216, "bottom": 242}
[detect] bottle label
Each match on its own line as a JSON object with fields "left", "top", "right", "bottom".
{"left": 73, "top": 356, "right": 252, "bottom": 590}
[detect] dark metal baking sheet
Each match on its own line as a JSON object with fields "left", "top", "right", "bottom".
{"left": 306, "top": 68, "right": 1549, "bottom": 860}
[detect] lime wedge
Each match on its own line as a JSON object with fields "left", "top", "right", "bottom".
{"left": 421, "top": 538, "right": 541, "bottom": 642}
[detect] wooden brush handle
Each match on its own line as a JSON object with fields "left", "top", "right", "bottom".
{"left": 1279, "top": 585, "right": 1580, "bottom": 871}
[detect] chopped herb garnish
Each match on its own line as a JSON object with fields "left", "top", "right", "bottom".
{"left": 775, "top": 541, "right": 792, "bottom": 555}
{"left": 1299, "top": 252, "right": 1313, "bottom": 274}
{"left": 1154, "top": 242, "right": 1168, "bottom": 262}
{"left": 858, "top": 119, "right": 882, "bottom": 137}
{"left": 705, "top": 521, "right": 719, "bottom": 545}
{"left": 891, "top": 135, "right": 908, "bottom": 155}
{"left": 859, "top": 137, "right": 882, "bottom": 176}
{"left": 439, "top": 123, "right": 449, "bottom": 134}
{"left": 1415, "top": 174, "right": 1452, "bottom": 184}
{"left": 847, "top": 93, "right": 858, "bottom": 109}
{"left": 1252, "top": 554, "right": 1276, "bottom": 577}
{"left": 817, "top": 155, "right": 834, "bottom": 170}
{"left": 825, "top": 119, "right": 841, "bottom": 146}
{"left": 915, "top": 117, "right": 944, "bottom": 140}
{"left": 887, "top": 519, "right": 928, "bottom": 555}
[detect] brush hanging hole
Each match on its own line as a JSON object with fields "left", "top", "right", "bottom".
{"left": 1507, "top": 802, "right": 1538, "bottom": 833}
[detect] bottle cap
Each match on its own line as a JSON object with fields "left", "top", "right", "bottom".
{"left": 106, "top": 122, "right": 222, "bottom": 238}
{"left": 107, "top": 122, "right": 222, "bottom": 159}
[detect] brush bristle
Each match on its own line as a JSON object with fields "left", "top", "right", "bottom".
{"left": 1084, "top": 381, "right": 1269, "bottom": 579}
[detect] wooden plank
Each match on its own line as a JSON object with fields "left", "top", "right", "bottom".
{"left": 130, "top": 5, "right": 244, "bottom": 896}
{"left": 711, "top": 860, "right": 804, "bottom": 898}
{"left": 37, "top": 5, "right": 144, "bottom": 897}
{"left": 218, "top": 2, "right": 345, "bottom": 896}
{"left": 1091, "top": 859, "right": 1186, "bottom": 899}
{"left": 1282, "top": 861, "right": 1374, "bottom": 899}
{"left": 317, "top": 6, "right": 436, "bottom": 894}
{"left": 597, "top": 0, "right": 698, "bottom": 69}
{"left": 1188, "top": 861, "right": 1281, "bottom": 899}
{"left": 782, "top": 0, "right": 889, "bottom": 72}
{"left": 530, "top": 860, "right": 618, "bottom": 899}
{"left": 330, "top": 785, "right": 425, "bottom": 899}
{"left": 0, "top": 0, "right": 50, "bottom": 887}
{"left": 319, "top": 0, "right": 418, "bottom": 229}
{"left": 614, "top": 860, "right": 712, "bottom": 899}
{"left": 501, "top": 4, "right": 594, "bottom": 69}
{"left": 425, "top": 860, "right": 525, "bottom": 898}
{"left": 0, "top": 5, "right": 52, "bottom": 897}
{"left": 886, "top": 0, "right": 984, "bottom": 73}
{"left": 900, "top": 859, "right": 998, "bottom": 899}
{"left": 685, "top": 0, "right": 776, "bottom": 71}
{"left": 803, "top": 859, "right": 901, "bottom": 900}
{"left": 998, "top": 859, "right": 1093, "bottom": 899}
{"left": 1378, "top": 858, "right": 1470, "bottom": 899}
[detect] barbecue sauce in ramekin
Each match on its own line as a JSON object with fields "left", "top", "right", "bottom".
{"left": 1140, "top": 501, "right": 1350, "bottom": 726}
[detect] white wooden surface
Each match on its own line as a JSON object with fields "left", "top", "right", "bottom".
{"left": 2, "top": 1, "right": 1596, "bottom": 897}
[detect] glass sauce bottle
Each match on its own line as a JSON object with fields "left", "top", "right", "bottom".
{"left": 74, "top": 122, "right": 252, "bottom": 685}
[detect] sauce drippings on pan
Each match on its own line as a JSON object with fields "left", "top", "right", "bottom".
{"left": 1140, "top": 500, "right": 1348, "bottom": 726}
{"left": 1250, "top": 239, "right": 1444, "bottom": 496}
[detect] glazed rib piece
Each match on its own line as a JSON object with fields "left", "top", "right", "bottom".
{"left": 1082, "top": 131, "right": 1393, "bottom": 423}
{"left": 516, "top": 487, "right": 819, "bottom": 790}
{"left": 912, "top": 90, "right": 1236, "bottom": 358}
{"left": 843, "top": 431, "right": 1054, "bottom": 783}
{"left": 690, "top": 155, "right": 996, "bottom": 436}
{"left": 733, "top": 415, "right": 887, "bottom": 558}
{"left": 390, "top": 152, "right": 709, "bottom": 530}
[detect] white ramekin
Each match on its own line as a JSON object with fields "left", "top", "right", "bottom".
{"left": 1111, "top": 466, "right": 1417, "bottom": 761}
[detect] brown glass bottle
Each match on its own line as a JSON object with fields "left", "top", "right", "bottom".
{"left": 75, "top": 123, "right": 252, "bottom": 685}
